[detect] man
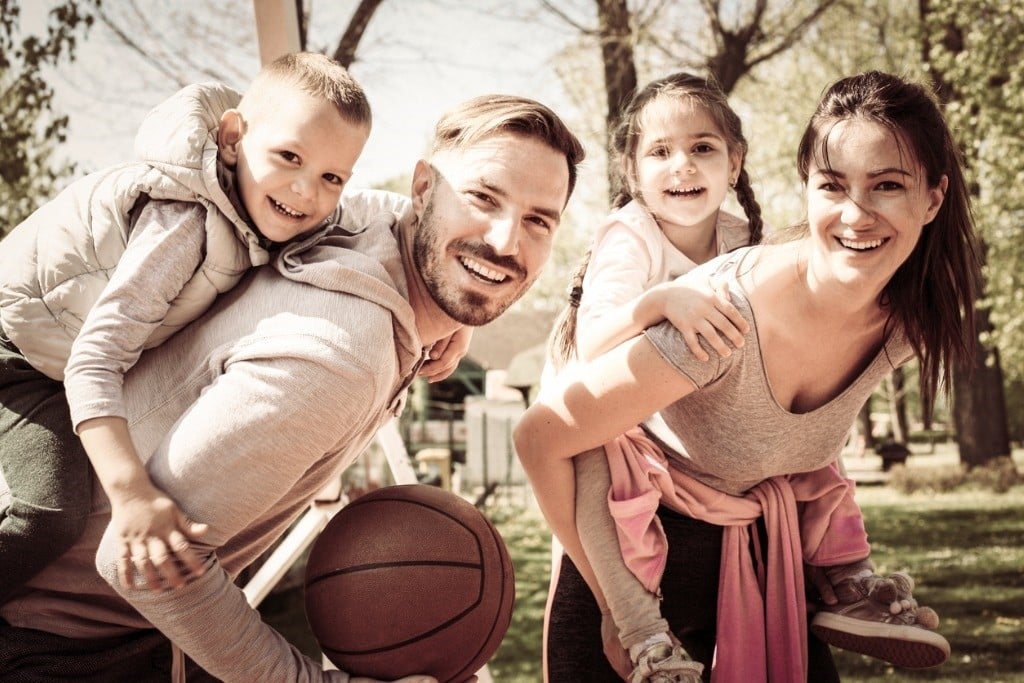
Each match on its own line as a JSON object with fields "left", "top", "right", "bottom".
{"left": 0, "top": 93, "right": 584, "bottom": 682}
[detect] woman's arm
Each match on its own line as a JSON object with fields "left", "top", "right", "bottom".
{"left": 514, "top": 334, "right": 697, "bottom": 596}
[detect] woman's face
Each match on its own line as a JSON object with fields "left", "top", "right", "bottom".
{"left": 804, "top": 118, "right": 946, "bottom": 296}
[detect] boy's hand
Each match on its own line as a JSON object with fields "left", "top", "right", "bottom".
{"left": 419, "top": 327, "right": 473, "bottom": 383}
{"left": 660, "top": 276, "right": 748, "bottom": 361}
{"left": 113, "top": 484, "right": 208, "bottom": 592}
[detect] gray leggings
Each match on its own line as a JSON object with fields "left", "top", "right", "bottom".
{"left": 0, "top": 336, "right": 92, "bottom": 603}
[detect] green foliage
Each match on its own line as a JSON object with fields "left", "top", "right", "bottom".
{"left": 0, "top": 0, "right": 96, "bottom": 236}
{"left": 924, "top": 1, "right": 1024, "bottom": 381}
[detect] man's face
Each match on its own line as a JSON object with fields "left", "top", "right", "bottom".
{"left": 412, "top": 133, "right": 570, "bottom": 326}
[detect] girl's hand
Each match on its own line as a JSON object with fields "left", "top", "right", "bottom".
{"left": 419, "top": 327, "right": 473, "bottom": 383}
{"left": 112, "top": 484, "right": 208, "bottom": 592}
{"left": 659, "top": 276, "right": 748, "bottom": 361}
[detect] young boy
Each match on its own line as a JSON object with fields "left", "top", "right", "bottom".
{"left": 0, "top": 52, "right": 372, "bottom": 600}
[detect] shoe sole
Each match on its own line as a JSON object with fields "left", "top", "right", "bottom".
{"left": 811, "top": 612, "right": 951, "bottom": 668}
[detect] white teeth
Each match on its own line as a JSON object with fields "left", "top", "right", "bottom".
{"left": 667, "top": 186, "right": 702, "bottom": 196}
{"left": 460, "top": 257, "right": 506, "bottom": 283}
{"left": 272, "top": 199, "right": 303, "bottom": 218}
{"left": 839, "top": 237, "right": 884, "bottom": 250}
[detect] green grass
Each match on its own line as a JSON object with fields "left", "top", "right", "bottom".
{"left": 260, "top": 462, "right": 1024, "bottom": 682}
{"left": 483, "top": 484, "right": 1024, "bottom": 682}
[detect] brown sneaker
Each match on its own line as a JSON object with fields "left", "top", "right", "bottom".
{"left": 811, "top": 572, "right": 950, "bottom": 668}
{"left": 629, "top": 642, "right": 704, "bottom": 683}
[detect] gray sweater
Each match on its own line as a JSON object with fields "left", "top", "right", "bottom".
{"left": 0, "top": 190, "right": 422, "bottom": 683}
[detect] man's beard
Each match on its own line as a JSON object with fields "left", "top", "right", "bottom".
{"left": 412, "top": 198, "right": 531, "bottom": 327}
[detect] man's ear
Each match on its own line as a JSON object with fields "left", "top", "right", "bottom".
{"left": 217, "top": 110, "right": 245, "bottom": 164}
{"left": 411, "top": 159, "right": 435, "bottom": 215}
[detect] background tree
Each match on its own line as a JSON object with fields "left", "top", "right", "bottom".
{"left": 0, "top": 0, "right": 96, "bottom": 236}
{"left": 921, "top": 0, "right": 1015, "bottom": 467}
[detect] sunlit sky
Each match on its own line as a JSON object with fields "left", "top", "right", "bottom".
{"left": 22, "top": 1, "right": 590, "bottom": 191}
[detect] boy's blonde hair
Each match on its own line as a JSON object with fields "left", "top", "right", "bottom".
{"left": 240, "top": 52, "right": 371, "bottom": 128}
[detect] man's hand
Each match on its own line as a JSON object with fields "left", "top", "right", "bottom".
{"left": 419, "top": 327, "right": 473, "bottom": 382}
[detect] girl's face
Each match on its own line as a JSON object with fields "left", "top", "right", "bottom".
{"left": 630, "top": 96, "right": 741, "bottom": 236}
{"left": 805, "top": 118, "right": 946, "bottom": 297}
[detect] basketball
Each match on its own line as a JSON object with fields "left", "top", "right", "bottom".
{"left": 304, "top": 484, "right": 515, "bottom": 682}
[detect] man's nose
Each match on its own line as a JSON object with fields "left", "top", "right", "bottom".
{"left": 483, "top": 214, "right": 520, "bottom": 256}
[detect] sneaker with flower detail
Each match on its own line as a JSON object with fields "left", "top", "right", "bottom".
{"left": 629, "top": 642, "right": 703, "bottom": 683}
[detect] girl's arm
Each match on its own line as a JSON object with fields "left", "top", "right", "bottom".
{"left": 514, "top": 334, "right": 697, "bottom": 599}
{"left": 578, "top": 276, "right": 748, "bottom": 363}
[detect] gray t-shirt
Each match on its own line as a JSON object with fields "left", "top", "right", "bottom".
{"left": 643, "top": 247, "right": 912, "bottom": 495}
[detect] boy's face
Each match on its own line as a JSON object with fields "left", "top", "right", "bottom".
{"left": 218, "top": 89, "right": 369, "bottom": 244}
{"left": 409, "top": 132, "right": 569, "bottom": 326}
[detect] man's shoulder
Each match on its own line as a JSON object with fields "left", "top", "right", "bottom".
{"left": 339, "top": 189, "right": 412, "bottom": 234}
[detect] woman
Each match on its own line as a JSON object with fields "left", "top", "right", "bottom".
{"left": 515, "top": 71, "right": 979, "bottom": 682}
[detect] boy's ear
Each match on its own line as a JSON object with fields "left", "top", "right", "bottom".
{"left": 217, "top": 110, "right": 245, "bottom": 163}
{"left": 411, "top": 160, "right": 434, "bottom": 215}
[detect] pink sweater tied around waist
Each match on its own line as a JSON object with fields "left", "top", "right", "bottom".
{"left": 604, "top": 427, "right": 870, "bottom": 683}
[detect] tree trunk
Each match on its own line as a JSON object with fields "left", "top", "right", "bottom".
{"left": 331, "top": 0, "right": 386, "bottom": 68}
{"left": 858, "top": 397, "right": 874, "bottom": 451}
{"left": 889, "top": 367, "right": 910, "bottom": 443}
{"left": 952, "top": 306, "right": 1011, "bottom": 468}
{"left": 595, "top": 0, "right": 637, "bottom": 200}
{"left": 919, "top": 0, "right": 1010, "bottom": 468}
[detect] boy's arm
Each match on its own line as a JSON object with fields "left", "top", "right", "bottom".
{"left": 97, "top": 337, "right": 388, "bottom": 682}
{"left": 78, "top": 416, "right": 207, "bottom": 590}
{"left": 66, "top": 200, "right": 209, "bottom": 589}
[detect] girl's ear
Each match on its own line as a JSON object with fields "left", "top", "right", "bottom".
{"left": 924, "top": 175, "right": 948, "bottom": 225}
{"left": 620, "top": 155, "right": 638, "bottom": 196}
{"left": 217, "top": 110, "right": 245, "bottom": 164}
{"left": 729, "top": 150, "right": 744, "bottom": 187}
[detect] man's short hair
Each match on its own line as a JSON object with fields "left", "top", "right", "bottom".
{"left": 430, "top": 95, "right": 585, "bottom": 201}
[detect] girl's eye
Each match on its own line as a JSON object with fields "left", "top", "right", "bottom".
{"left": 693, "top": 143, "right": 714, "bottom": 154}
{"left": 279, "top": 151, "right": 299, "bottom": 163}
{"left": 876, "top": 180, "right": 904, "bottom": 191}
{"left": 646, "top": 146, "right": 669, "bottom": 158}
{"left": 818, "top": 181, "right": 842, "bottom": 193}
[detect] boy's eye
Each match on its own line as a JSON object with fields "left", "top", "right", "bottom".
{"left": 279, "top": 151, "right": 299, "bottom": 163}
{"left": 323, "top": 173, "right": 344, "bottom": 186}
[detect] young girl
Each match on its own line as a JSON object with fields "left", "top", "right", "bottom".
{"left": 519, "top": 71, "right": 972, "bottom": 682}
{"left": 542, "top": 72, "right": 763, "bottom": 681}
